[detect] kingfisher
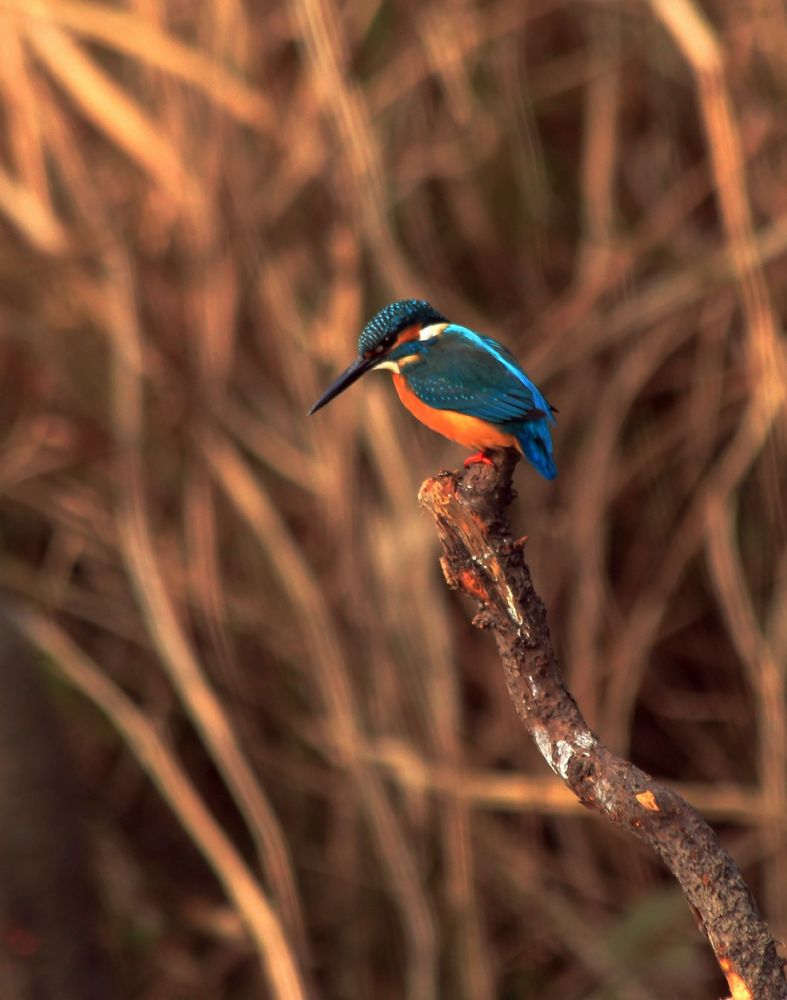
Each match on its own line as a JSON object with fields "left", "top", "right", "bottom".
{"left": 309, "top": 299, "right": 557, "bottom": 479}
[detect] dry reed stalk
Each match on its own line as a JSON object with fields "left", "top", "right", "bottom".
{"left": 290, "top": 0, "right": 421, "bottom": 293}
{"left": 367, "top": 739, "right": 770, "bottom": 823}
{"left": 10, "top": 0, "right": 274, "bottom": 128}
{"left": 24, "top": 18, "right": 195, "bottom": 203}
{"left": 202, "top": 429, "right": 439, "bottom": 1000}
{"left": 9, "top": 606, "right": 308, "bottom": 1000}
{"left": 0, "top": 20, "right": 53, "bottom": 211}
{"left": 360, "top": 401, "right": 494, "bottom": 998}
{"left": 99, "top": 249, "right": 310, "bottom": 964}
{"left": 650, "top": 0, "right": 787, "bottom": 928}
{"left": 0, "top": 164, "right": 67, "bottom": 254}
{"left": 575, "top": 9, "right": 620, "bottom": 290}
{"left": 478, "top": 818, "right": 660, "bottom": 1000}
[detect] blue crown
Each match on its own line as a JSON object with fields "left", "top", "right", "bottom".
{"left": 358, "top": 300, "right": 446, "bottom": 355}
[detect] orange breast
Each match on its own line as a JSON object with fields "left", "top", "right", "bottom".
{"left": 392, "top": 373, "right": 519, "bottom": 451}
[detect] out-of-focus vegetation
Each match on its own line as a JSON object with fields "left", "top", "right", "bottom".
{"left": 0, "top": 0, "right": 785, "bottom": 997}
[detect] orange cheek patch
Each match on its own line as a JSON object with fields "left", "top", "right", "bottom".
{"left": 392, "top": 374, "right": 519, "bottom": 451}
{"left": 392, "top": 324, "right": 420, "bottom": 348}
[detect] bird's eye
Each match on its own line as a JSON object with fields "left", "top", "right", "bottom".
{"left": 363, "top": 332, "right": 399, "bottom": 359}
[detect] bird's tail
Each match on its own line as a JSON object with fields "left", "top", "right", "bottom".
{"left": 516, "top": 421, "right": 557, "bottom": 480}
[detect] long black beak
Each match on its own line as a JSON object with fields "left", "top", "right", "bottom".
{"left": 308, "top": 355, "right": 378, "bottom": 415}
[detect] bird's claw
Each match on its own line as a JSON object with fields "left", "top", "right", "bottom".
{"left": 464, "top": 450, "right": 495, "bottom": 467}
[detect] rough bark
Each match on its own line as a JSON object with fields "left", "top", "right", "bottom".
{"left": 419, "top": 449, "right": 786, "bottom": 1000}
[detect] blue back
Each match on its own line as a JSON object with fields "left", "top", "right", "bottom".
{"left": 390, "top": 324, "right": 557, "bottom": 479}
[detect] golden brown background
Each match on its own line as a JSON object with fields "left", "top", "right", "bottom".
{"left": 0, "top": 1, "right": 786, "bottom": 997}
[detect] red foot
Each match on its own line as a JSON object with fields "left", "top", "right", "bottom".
{"left": 464, "top": 450, "right": 495, "bottom": 467}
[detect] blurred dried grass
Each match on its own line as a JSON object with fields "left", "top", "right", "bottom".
{"left": 0, "top": 0, "right": 785, "bottom": 997}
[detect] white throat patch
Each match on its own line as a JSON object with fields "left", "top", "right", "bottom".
{"left": 418, "top": 322, "right": 447, "bottom": 341}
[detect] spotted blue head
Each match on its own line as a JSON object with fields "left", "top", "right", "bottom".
{"left": 357, "top": 300, "right": 446, "bottom": 357}
{"left": 309, "top": 299, "right": 446, "bottom": 414}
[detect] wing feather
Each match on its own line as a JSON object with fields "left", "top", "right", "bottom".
{"left": 402, "top": 326, "right": 553, "bottom": 427}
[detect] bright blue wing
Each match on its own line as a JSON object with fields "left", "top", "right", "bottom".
{"left": 398, "top": 325, "right": 555, "bottom": 426}
{"left": 394, "top": 325, "right": 557, "bottom": 478}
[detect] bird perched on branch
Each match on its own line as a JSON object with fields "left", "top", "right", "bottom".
{"left": 309, "top": 299, "right": 557, "bottom": 479}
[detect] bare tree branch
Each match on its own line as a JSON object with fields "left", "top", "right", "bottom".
{"left": 419, "top": 449, "right": 786, "bottom": 1000}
